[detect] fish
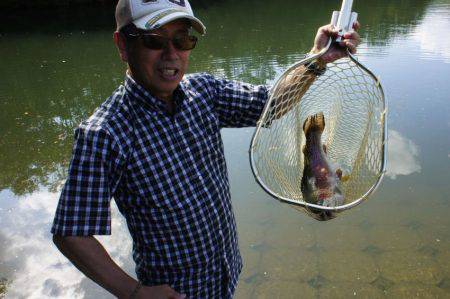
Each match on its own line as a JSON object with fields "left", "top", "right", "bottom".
{"left": 301, "top": 112, "right": 344, "bottom": 221}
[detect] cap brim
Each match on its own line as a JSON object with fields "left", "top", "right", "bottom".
{"left": 134, "top": 10, "right": 206, "bottom": 35}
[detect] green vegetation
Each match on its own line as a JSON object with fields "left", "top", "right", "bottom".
{"left": 0, "top": 0, "right": 212, "bottom": 10}
{"left": 1, "top": 0, "right": 111, "bottom": 9}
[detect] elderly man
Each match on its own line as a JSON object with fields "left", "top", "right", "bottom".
{"left": 51, "top": 0, "right": 360, "bottom": 298}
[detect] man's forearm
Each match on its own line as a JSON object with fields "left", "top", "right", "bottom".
{"left": 271, "top": 64, "right": 320, "bottom": 119}
{"left": 53, "top": 235, "right": 138, "bottom": 298}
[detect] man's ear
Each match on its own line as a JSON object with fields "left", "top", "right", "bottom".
{"left": 114, "top": 31, "right": 129, "bottom": 63}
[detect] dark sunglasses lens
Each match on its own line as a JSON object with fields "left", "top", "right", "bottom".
{"left": 173, "top": 35, "right": 197, "bottom": 50}
{"left": 142, "top": 35, "right": 166, "bottom": 49}
{"left": 141, "top": 34, "right": 197, "bottom": 51}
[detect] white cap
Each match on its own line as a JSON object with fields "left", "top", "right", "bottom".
{"left": 116, "top": 0, "right": 206, "bottom": 35}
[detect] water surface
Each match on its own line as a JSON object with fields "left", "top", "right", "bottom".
{"left": 0, "top": 0, "right": 449, "bottom": 298}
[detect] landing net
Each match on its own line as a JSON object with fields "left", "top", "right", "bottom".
{"left": 249, "top": 52, "right": 387, "bottom": 214}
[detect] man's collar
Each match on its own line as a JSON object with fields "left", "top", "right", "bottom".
{"left": 124, "top": 73, "right": 188, "bottom": 113}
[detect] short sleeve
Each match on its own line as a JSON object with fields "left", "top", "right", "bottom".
{"left": 51, "top": 126, "right": 124, "bottom": 236}
{"left": 210, "top": 76, "right": 269, "bottom": 128}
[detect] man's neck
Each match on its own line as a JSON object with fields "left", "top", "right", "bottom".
{"left": 127, "top": 70, "right": 175, "bottom": 111}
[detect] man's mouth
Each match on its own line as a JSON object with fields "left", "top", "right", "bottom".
{"left": 159, "top": 67, "right": 179, "bottom": 79}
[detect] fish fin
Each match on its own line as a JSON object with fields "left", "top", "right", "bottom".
{"left": 323, "top": 144, "right": 327, "bottom": 154}
{"left": 341, "top": 174, "right": 350, "bottom": 182}
{"left": 336, "top": 169, "right": 350, "bottom": 182}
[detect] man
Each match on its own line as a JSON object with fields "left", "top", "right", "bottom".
{"left": 51, "top": 0, "right": 360, "bottom": 298}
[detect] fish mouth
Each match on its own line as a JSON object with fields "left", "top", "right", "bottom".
{"left": 306, "top": 207, "right": 337, "bottom": 221}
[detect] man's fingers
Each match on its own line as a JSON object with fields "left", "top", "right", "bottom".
{"left": 352, "top": 20, "right": 360, "bottom": 31}
{"left": 341, "top": 31, "right": 360, "bottom": 53}
{"left": 343, "top": 31, "right": 360, "bottom": 42}
{"left": 320, "top": 24, "right": 339, "bottom": 38}
{"left": 343, "top": 40, "right": 357, "bottom": 54}
{"left": 338, "top": 40, "right": 356, "bottom": 53}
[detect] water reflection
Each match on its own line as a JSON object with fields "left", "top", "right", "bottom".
{"left": 0, "top": 0, "right": 436, "bottom": 195}
{"left": 0, "top": 189, "right": 133, "bottom": 298}
{"left": 386, "top": 130, "right": 421, "bottom": 179}
{"left": 411, "top": 3, "right": 450, "bottom": 62}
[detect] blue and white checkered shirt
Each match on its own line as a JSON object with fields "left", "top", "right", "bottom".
{"left": 51, "top": 73, "right": 268, "bottom": 298}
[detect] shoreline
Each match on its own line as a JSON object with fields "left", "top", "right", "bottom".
{"left": 0, "top": 0, "right": 213, "bottom": 10}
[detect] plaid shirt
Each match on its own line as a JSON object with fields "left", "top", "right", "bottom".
{"left": 51, "top": 73, "right": 268, "bottom": 298}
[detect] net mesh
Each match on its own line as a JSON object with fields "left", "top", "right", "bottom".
{"left": 250, "top": 55, "right": 386, "bottom": 210}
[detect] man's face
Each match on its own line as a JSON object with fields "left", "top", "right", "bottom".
{"left": 120, "top": 20, "right": 192, "bottom": 101}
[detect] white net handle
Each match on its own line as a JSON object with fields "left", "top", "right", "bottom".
{"left": 332, "top": 0, "right": 358, "bottom": 42}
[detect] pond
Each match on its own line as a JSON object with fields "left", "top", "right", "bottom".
{"left": 0, "top": 0, "right": 449, "bottom": 298}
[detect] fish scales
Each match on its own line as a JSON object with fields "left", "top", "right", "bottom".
{"left": 301, "top": 112, "right": 344, "bottom": 221}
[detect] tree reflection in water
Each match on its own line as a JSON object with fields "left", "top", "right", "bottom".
{"left": 0, "top": 0, "right": 431, "bottom": 196}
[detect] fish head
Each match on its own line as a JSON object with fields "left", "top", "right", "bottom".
{"left": 303, "top": 111, "right": 325, "bottom": 135}
{"left": 305, "top": 206, "right": 338, "bottom": 221}
{"left": 305, "top": 187, "right": 344, "bottom": 221}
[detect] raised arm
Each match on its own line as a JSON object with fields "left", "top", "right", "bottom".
{"left": 271, "top": 23, "right": 361, "bottom": 119}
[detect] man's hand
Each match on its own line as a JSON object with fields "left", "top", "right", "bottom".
{"left": 310, "top": 22, "right": 361, "bottom": 66}
{"left": 136, "top": 284, "right": 186, "bottom": 299}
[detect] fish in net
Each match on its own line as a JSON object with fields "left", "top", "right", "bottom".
{"left": 249, "top": 0, "right": 387, "bottom": 220}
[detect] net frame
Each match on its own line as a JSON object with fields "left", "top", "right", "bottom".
{"left": 249, "top": 41, "right": 387, "bottom": 214}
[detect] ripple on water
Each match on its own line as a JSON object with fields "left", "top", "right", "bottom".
{"left": 258, "top": 248, "right": 318, "bottom": 282}
{"left": 362, "top": 244, "right": 385, "bottom": 257}
{"left": 262, "top": 219, "right": 316, "bottom": 250}
{"left": 317, "top": 250, "right": 379, "bottom": 284}
{"left": 387, "top": 283, "right": 449, "bottom": 299}
{"left": 320, "top": 281, "right": 385, "bottom": 298}
{"left": 365, "top": 225, "right": 424, "bottom": 251}
{"left": 416, "top": 224, "right": 450, "bottom": 253}
{"left": 437, "top": 277, "right": 450, "bottom": 293}
{"left": 252, "top": 280, "right": 316, "bottom": 299}
{"left": 375, "top": 250, "right": 444, "bottom": 285}
{"left": 435, "top": 249, "right": 450, "bottom": 278}
{"left": 315, "top": 224, "right": 369, "bottom": 251}
{"left": 371, "top": 275, "right": 395, "bottom": 292}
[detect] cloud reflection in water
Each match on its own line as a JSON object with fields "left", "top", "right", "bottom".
{"left": 0, "top": 189, "right": 133, "bottom": 299}
{"left": 386, "top": 130, "right": 421, "bottom": 179}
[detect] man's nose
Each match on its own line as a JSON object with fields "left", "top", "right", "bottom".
{"left": 162, "top": 40, "right": 178, "bottom": 59}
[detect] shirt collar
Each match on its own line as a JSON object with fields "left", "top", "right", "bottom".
{"left": 124, "top": 73, "right": 188, "bottom": 113}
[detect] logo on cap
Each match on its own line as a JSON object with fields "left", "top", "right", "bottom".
{"left": 145, "top": 9, "right": 181, "bottom": 29}
{"left": 168, "top": 0, "right": 186, "bottom": 7}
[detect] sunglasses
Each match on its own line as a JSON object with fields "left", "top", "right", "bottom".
{"left": 127, "top": 32, "right": 198, "bottom": 51}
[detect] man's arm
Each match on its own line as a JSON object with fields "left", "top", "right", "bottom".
{"left": 53, "top": 235, "right": 186, "bottom": 299}
{"left": 53, "top": 235, "right": 138, "bottom": 297}
{"left": 270, "top": 23, "right": 361, "bottom": 119}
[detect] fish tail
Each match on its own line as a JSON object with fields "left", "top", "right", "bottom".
{"left": 303, "top": 112, "right": 325, "bottom": 135}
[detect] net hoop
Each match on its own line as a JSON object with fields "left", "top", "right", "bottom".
{"left": 249, "top": 40, "right": 387, "bottom": 212}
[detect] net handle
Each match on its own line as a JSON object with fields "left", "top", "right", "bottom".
{"left": 333, "top": 0, "right": 358, "bottom": 42}
{"left": 337, "top": 0, "right": 354, "bottom": 32}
